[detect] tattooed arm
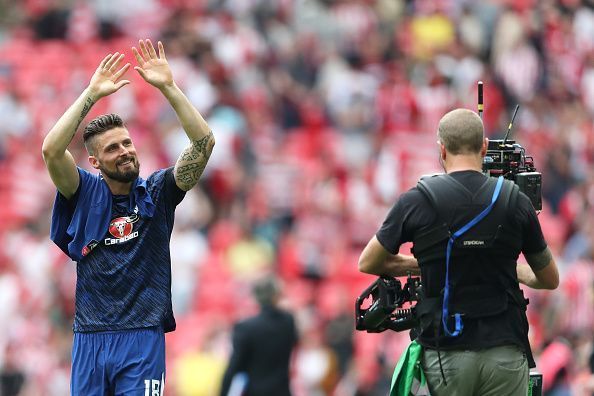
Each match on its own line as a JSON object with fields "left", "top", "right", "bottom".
{"left": 167, "top": 85, "right": 215, "bottom": 190}
{"left": 172, "top": 130, "right": 215, "bottom": 191}
{"left": 42, "top": 53, "right": 130, "bottom": 198}
{"left": 132, "top": 39, "right": 214, "bottom": 191}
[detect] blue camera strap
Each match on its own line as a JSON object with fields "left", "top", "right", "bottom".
{"left": 442, "top": 176, "right": 504, "bottom": 337}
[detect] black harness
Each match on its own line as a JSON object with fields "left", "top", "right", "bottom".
{"left": 412, "top": 174, "right": 535, "bottom": 368}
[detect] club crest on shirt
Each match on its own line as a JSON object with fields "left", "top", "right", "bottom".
{"left": 105, "top": 213, "right": 140, "bottom": 245}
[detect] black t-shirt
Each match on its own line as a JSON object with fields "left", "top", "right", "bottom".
{"left": 376, "top": 170, "right": 547, "bottom": 259}
{"left": 375, "top": 171, "right": 548, "bottom": 351}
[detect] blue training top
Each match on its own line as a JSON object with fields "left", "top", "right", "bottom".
{"left": 52, "top": 167, "right": 185, "bottom": 333}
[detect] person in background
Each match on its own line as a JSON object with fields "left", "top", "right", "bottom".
{"left": 220, "top": 275, "right": 298, "bottom": 396}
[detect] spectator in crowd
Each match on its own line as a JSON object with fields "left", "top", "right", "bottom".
{"left": 0, "top": 343, "right": 25, "bottom": 396}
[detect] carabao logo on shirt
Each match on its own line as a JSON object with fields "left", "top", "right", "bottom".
{"left": 105, "top": 212, "right": 140, "bottom": 246}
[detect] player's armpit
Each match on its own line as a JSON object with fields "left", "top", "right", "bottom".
{"left": 173, "top": 130, "right": 215, "bottom": 191}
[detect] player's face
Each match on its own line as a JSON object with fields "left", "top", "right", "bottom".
{"left": 90, "top": 127, "right": 140, "bottom": 183}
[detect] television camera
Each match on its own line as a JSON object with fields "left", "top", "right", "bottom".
{"left": 482, "top": 105, "right": 542, "bottom": 210}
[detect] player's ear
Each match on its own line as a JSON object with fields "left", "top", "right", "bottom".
{"left": 88, "top": 155, "right": 100, "bottom": 169}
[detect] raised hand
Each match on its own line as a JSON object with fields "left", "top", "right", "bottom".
{"left": 132, "top": 39, "right": 174, "bottom": 90}
{"left": 88, "top": 53, "right": 131, "bottom": 99}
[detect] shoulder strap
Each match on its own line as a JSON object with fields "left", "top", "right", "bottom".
{"left": 417, "top": 174, "right": 461, "bottom": 212}
{"left": 417, "top": 174, "right": 504, "bottom": 227}
{"left": 502, "top": 180, "right": 520, "bottom": 223}
{"left": 417, "top": 175, "right": 455, "bottom": 224}
{"left": 418, "top": 174, "right": 517, "bottom": 222}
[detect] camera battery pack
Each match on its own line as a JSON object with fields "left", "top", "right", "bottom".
{"left": 516, "top": 172, "right": 542, "bottom": 210}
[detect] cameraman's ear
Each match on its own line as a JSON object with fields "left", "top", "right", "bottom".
{"left": 481, "top": 138, "right": 488, "bottom": 156}
{"left": 440, "top": 143, "right": 447, "bottom": 161}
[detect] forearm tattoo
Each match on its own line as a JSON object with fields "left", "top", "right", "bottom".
{"left": 175, "top": 130, "right": 215, "bottom": 190}
{"left": 525, "top": 247, "right": 553, "bottom": 271}
{"left": 76, "top": 97, "right": 95, "bottom": 130}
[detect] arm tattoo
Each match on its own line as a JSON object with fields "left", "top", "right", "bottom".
{"left": 525, "top": 247, "right": 553, "bottom": 271}
{"left": 174, "top": 130, "right": 215, "bottom": 190}
{"left": 76, "top": 97, "right": 95, "bottom": 130}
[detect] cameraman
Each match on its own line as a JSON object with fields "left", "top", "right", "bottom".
{"left": 358, "top": 108, "right": 559, "bottom": 396}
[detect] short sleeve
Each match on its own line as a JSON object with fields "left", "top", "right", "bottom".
{"left": 163, "top": 167, "right": 186, "bottom": 207}
{"left": 516, "top": 192, "right": 548, "bottom": 255}
{"left": 376, "top": 200, "right": 407, "bottom": 254}
{"left": 376, "top": 188, "right": 433, "bottom": 254}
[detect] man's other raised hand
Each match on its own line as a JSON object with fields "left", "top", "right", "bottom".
{"left": 88, "top": 52, "right": 131, "bottom": 100}
{"left": 132, "top": 39, "right": 174, "bottom": 91}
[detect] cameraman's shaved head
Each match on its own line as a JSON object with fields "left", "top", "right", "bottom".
{"left": 438, "top": 109, "right": 484, "bottom": 155}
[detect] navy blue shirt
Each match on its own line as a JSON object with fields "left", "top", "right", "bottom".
{"left": 66, "top": 168, "right": 185, "bottom": 333}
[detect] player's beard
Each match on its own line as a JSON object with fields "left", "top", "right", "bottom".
{"left": 100, "top": 157, "right": 140, "bottom": 183}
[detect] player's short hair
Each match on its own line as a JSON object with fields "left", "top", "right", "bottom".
{"left": 437, "top": 108, "right": 484, "bottom": 155}
{"left": 83, "top": 113, "right": 125, "bottom": 155}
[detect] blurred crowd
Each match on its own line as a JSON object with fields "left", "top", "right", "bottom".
{"left": 0, "top": 0, "right": 594, "bottom": 395}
